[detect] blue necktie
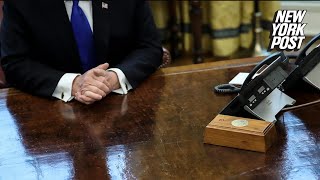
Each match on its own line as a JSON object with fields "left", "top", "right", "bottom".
{"left": 71, "top": 0, "right": 96, "bottom": 72}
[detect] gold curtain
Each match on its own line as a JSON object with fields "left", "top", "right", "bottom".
{"left": 149, "top": 1, "right": 280, "bottom": 57}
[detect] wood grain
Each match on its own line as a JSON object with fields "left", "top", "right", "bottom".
{"left": 1, "top": 56, "right": 320, "bottom": 179}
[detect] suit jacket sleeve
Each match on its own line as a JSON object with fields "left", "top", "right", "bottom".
{"left": 114, "top": 0, "right": 163, "bottom": 89}
{"left": 0, "top": 2, "right": 65, "bottom": 97}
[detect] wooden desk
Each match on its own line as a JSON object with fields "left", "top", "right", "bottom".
{"left": 1, "top": 57, "right": 320, "bottom": 179}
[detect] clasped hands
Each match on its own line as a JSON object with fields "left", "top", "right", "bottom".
{"left": 71, "top": 63, "right": 120, "bottom": 104}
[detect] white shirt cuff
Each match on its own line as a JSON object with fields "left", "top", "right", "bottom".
{"left": 108, "top": 68, "right": 132, "bottom": 94}
{"left": 52, "top": 73, "right": 80, "bottom": 102}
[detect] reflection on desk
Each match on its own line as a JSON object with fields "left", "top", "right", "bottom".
{"left": 1, "top": 57, "right": 320, "bottom": 179}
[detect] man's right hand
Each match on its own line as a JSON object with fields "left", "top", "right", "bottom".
{"left": 72, "top": 63, "right": 111, "bottom": 105}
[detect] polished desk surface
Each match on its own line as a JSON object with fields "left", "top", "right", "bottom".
{"left": 1, "top": 57, "right": 320, "bottom": 179}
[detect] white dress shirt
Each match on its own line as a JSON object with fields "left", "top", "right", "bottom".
{"left": 53, "top": 1, "right": 132, "bottom": 102}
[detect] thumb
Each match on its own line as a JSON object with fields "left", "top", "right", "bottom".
{"left": 96, "top": 63, "right": 109, "bottom": 70}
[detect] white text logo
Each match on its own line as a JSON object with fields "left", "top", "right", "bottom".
{"left": 268, "top": 10, "right": 307, "bottom": 51}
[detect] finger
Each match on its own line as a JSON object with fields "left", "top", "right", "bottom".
{"left": 92, "top": 68, "right": 108, "bottom": 77}
{"left": 80, "top": 73, "right": 107, "bottom": 89}
{"left": 76, "top": 91, "right": 97, "bottom": 102}
{"left": 81, "top": 85, "right": 107, "bottom": 97}
{"left": 96, "top": 63, "right": 109, "bottom": 70}
{"left": 92, "top": 73, "right": 108, "bottom": 83}
{"left": 89, "top": 80, "right": 111, "bottom": 94}
{"left": 80, "top": 74, "right": 103, "bottom": 87}
{"left": 83, "top": 91, "right": 103, "bottom": 101}
{"left": 78, "top": 95, "right": 96, "bottom": 104}
{"left": 79, "top": 73, "right": 112, "bottom": 94}
{"left": 80, "top": 79, "right": 111, "bottom": 96}
{"left": 75, "top": 93, "right": 95, "bottom": 105}
{"left": 102, "top": 80, "right": 113, "bottom": 93}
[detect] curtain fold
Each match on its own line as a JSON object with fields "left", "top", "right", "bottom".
{"left": 149, "top": 1, "right": 280, "bottom": 58}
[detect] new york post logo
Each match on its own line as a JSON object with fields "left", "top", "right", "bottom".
{"left": 268, "top": 10, "right": 307, "bottom": 51}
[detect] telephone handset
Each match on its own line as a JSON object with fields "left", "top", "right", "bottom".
{"left": 283, "top": 33, "right": 320, "bottom": 91}
{"left": 220, "top": 52, "right": 296, "bottom": 122}
{"left": 296, "top": 33, "right": 320, "bottom": 64}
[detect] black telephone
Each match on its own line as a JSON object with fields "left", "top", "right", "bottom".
{"left": 282, "top": 33, "right": 320, "bottom": 91}
{"left": 217, "top": 34, "right": 320, "bottom": 122}
{"left": 220, "top": 52, "right": 296, "bottom": 122}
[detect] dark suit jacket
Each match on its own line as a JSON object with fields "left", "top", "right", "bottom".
{"left": 0, "top": 0, "right": 162, "bottom": 97}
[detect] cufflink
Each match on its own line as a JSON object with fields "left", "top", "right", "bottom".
{"left": 61, "top": 92, "right": 64, "bottom": 99}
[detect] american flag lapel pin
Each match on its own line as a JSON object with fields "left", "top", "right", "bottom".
{"left": 102, "top": 2, "right": 108, "bottom": 10}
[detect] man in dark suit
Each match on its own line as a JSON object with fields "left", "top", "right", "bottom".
{"left": 0, "top": 0, "right": 162, "bottom": 104}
